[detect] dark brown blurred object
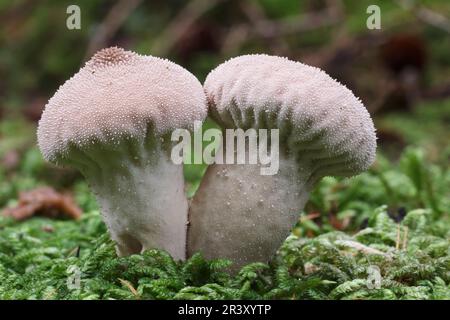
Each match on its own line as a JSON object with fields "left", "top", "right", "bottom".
{"left": 375, "top": 80, "right": 412, "bottom": 113}
{"left": 380, "top": 34, "right": 427, "bottom": 75}
{"left": 174, "top": 21, "right": 221, "bottom": 63}
{"left": 24, "top": 96, "right": 47, "bottom": 122}
{"left": 375, "top": 34, "right": 427, "bottom": 113}
{"left": 328, "top": 211, "right": 350, "bottom": 231}
{"left": 2, "top": 187, "right": 82, "bottom": 221}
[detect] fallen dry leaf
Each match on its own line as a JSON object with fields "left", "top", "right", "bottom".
{"left": 329, "top": 212, "right": 351, "bottom": 231}
{"left": 2, "top": 187, "right": 82, "bottom": 221}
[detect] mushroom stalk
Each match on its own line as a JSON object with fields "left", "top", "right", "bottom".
{"left": 75, "top": 140, "right": 187, "bottom": 259}
{"left": 188, "top": 145, "right": 313, "bottom": 270}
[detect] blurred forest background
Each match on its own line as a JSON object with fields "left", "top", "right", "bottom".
{"left": 0, "top": 0, "right": 449, "bottom": 300}
{"left": 0, "top": 0, "right": 449, "bottom": 212}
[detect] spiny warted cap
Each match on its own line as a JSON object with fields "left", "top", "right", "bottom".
{"left": 38, "top": 47, "right": 207, "bottom": 163}
{"left": 204, "top": 54, "right": 377, "bottom": 178}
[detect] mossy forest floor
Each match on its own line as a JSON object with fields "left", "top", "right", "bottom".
{"left": 0, "top": 150, "right": 448, "bottom": 299}
{"left": 0, "top": 101, "right": 449, "bottom": 300}
{"left": 1, "top": 0, "right": 450, "bottom": 300}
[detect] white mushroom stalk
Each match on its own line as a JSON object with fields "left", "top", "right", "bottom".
{"left": 38, "top": 47, "right": 207, "bottom": 260}
{"left": 188, "top": 54, "right": 377, "bottom": 270}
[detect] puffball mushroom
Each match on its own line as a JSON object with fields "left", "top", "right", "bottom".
{"left": 38, "top": 47, "right": 207, "bottom": 260}
{"left": 188, "top": 54, "right": 376, "bottom": 270}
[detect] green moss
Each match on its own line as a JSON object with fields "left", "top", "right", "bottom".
{"left": 0, "top": 148, "right": 448, "bottom": 300}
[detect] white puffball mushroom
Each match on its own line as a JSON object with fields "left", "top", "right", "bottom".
{"left": 188, "top": 54, "right": 376, "bottom": 271}
{"left": 38, "top": 47, "right": 207, "bottom": 260}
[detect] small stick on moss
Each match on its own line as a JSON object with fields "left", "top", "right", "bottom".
{"left": 402, "top": 226, "right": 409, "bottom": 250}
{"left": 118, "top": 278, "right": 140, "bottom": 299}
{"left": 335, "top": 240, "right": 386, "bottom": 256}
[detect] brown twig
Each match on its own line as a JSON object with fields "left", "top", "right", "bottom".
{"left": 239, "top": 1, "right": 289, "bottom": 55}
{"left": 396, "top": 0, "right": 450, "bottom": 34}
{"left": 151, "top": 0, "right": 224, "bottom": 57}
{"left": 85, "top": 0, "right": 143, "bottom": 59}
{"left": 221, "top": 0, "right": 344, "bottom": 56}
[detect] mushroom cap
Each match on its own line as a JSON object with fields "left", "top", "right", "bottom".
{"left": 204, "top": 54, "right": 377, "bottom": 178}
{"left": 38, "top": 47, "right": 207, "bottom": 163}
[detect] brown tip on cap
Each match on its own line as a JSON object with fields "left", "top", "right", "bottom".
{"left": 86, "top": 47, "right": 137, "bottom": 70}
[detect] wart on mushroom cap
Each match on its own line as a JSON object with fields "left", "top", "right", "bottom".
{"left": 188, "top": 54, "right": 377, "bottom": 271}
{"left": 38, "top": 47, "right": 207, "bottom": 260}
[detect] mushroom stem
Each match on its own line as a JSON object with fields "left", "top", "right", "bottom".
{"left": 188, "top": 145, "right": 313, "bottom": 271}
{"left": 73, "top": 138, "right": 188, "bottom": 260}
